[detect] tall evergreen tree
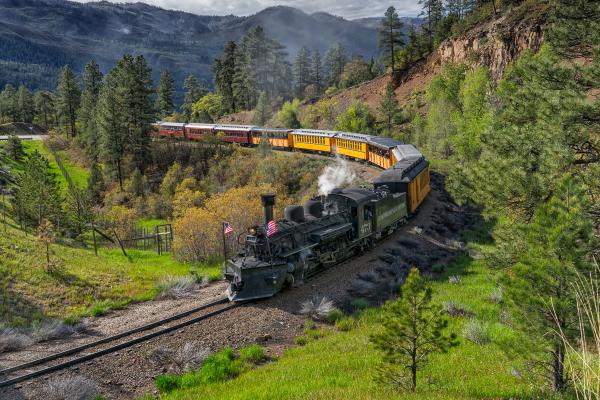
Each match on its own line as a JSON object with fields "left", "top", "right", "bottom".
{"left": 155, "top": 70, "right": 175, "bottom": 119}
{"left": 78, "top": 60, "right": 103, "bottom": 157}
{"left": 17, "top": 85, "right": 34, "bottom": 123}
{"left": 378, "top": 82, "right": 403, "bottom": 136}
{"left": 252, "top": 91, "right": 271, "bottom": 126}
{"left": 0, "top": 84, "right": 18, "bottom": 123}
{"left": 86, "top": 161, "right": 105, "bottom": 206}
{"left": 232, "top": 46, "right": 253, "bottom": 111}
{"left": 34, "top": 91, "right": 55, "bottom": 128}
{"left": 7, "top": 134, "right": 24, "bottom": 161}
{"left": 419, "top": 0, "right": 444, "bottom": 49}
{"left": 378, "top": 7, "right": 405, "bottom": 76}
{"left": 12, "top": 150, "right": 62, "bottom": 227}
{"left": 311, "top": 50, "right": 324, "bottom": 93}
{"left": 294, "top": 47, "right": 312, "bottom": 99}
{"left": 56, "top": 65, "right": 81, "bottom": 137}
{"left": 370, "top": 268, "right": 457, "bottom": 391}
{"left": 325, "top": 43, "right": 347, "bottom": 88}
{"left": 181, "top": 75, "right": 207, "bottom": 122}
{"left": 213, "top": 41, "right": 238, "bottom": 113}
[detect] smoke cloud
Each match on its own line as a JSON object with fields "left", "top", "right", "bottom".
{"left": 318, "top": 158, "right": 356, "bottom": 197}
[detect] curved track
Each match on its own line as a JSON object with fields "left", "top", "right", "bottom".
{"left": 0, "top": 297, "right": 235, "bottom": 388}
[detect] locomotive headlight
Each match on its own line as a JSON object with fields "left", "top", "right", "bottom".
{"left": 248, "top": 226, "right": 257, "bottom": 236}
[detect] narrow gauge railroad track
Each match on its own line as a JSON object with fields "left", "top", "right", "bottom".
{"left": 0, "top": 296, "right": 235, "bottom": 389}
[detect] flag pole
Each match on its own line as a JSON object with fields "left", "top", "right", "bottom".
{"left": 222, "top": 222, "right": 228, "bottom": 260}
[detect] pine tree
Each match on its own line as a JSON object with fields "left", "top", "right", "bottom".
{"left": 0, "top": 84, "right": 18, "bottom": 123}
{"left": 130, "top": 168, "right": 144, "bottom": 197}
{"left": 370, "top": 268, "right": 457, "bottom": 391}
{"left": 311, "top": 50, "right": 323, "bottom": 93}
{"left": 213, "top": 41, "right": 238, "bottom": 113}
{"left": 503, "top": 179, "right": 596, "bottom": 391}
{"left": 294, "top": 47, "right": 312, "bottom": 99}
{"left": 34, "top": 91, "right": 55, "bottom": 127}
{"left": 252, "top": 91, "right": 271, "bottom": 126}
{"left": 378, "top": 7, "right": 405, "bottom": 76}
{"left": 325, "top": 43, "right": 347, "bottom": 88}
{"left": 419, "top": 0, "right": 444, "bottom": 49}
{"left": 155, "top": 70, "right": 175, "bottom": 119}
{"left": 7, "top": 134, "right": 24, "bottom": 161}
{"left": 378, "top": 82, "right": 403, "bottom": 136}
{"left": 17, "top": 85, "right": 34, "bottom": 123}
{"left": 181, "top": 75, "right": 207, "bottom": 122}
{"left": 86, "top": 161, "right": 105, "bottom": 206}
{"left": 78, "top": 60, "right": 103, "bottom": 157}
{"left": 12, "top": 150, "right": 62, "bottom": 227}
{"left": 56, "top": 65, "right": 81, "bottom": 137}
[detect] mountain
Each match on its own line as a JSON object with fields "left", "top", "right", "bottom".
{"left": 353, "top": 16, "right": 423, "bottom": 30}
{"left": 0, "top": 1, "right": 415, "bottom": 101}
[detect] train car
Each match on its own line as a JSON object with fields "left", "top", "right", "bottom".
{"left": 185, "top": 123, "right": 216, "bottom": 140}
{"left": 333, "top": 132, "right": 370, "bottom": 161}
{"left": 291, "top": 129, "right": 336, "bottom": 153}
{"left": 251, "top": 128, "right": 293, "bottom": 149}
{"left": 214, "top": 125, "right": 254, "bottom": 145}
{"left": 367, "top": 137, "right": 404, "bottom": 169}
{"left": 373, "top": 145, "right": 430, "bottom": 214}
{"left": 157, "top": 122, "right": 186, "bottom": 138}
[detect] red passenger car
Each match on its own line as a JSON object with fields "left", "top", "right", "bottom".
{"left": 157, "top": 122, "right": 186, "bottom": 138}
{"left": 185, "top": 123, "right": 216, "bottom": 140}
{"left": 214, "top": 125, "right": 254, "bottom": 145}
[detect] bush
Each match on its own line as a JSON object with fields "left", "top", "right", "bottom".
{"left": 489, "top": 287, "right": 503, "bottom": 304}
{"left": 295, "top": 336, "right": 307, "bottom": 346}
{"left": 448, "top": 275, "right": 462, "bottom": 285}
{"left": 31, "top": 319, "right": 76, "bottom": 342}
{"left": 326, "top": 310, "right": 345, "bottom": 324}
{"left": 239, "top": 344, "right": 265, "bottom": 364}
{"left": 463, "top": 319, "right": 491, "bottom": 345}
{"left": 0, "top": 328, "right": 33, "bottom": 352}
{"left": 350, "top": 298, "right": 370, "bottom": 311}
{"left": 335, "top": 317, "right": 355, "bottom": 332}
{"left": 156, "top": 275, "right": 198, "bottom": 300}
{"left": 45, "top": 375, "right": 100, "bottom": 400}
{"left": 208, "top": 270, "right": 222, "bottom": 282}
{"left": 442, "top": 300, "right": 472, "bottom": 317}
{"left": 300, "top": 296, "right": 339, "bottom": 321}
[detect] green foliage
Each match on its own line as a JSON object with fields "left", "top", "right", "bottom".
{"left": 16, "top": 85, "right": 34, "bottom": 123}
{"left": 334, "top": 101, "right": 376, "bottom": 133}
{"left": 181, "top": 75, "right": 207, "bottom": 122}
{"left": 7, "top": 134, "right": 24, "bottom": 161}
{"left": 191, "top": 93, "right": 225, "bottom": 123}
{"left": 339, "top": 56, "right": 374, "bottom": 89}
{"left": 378, "top": 7, "right": 404, "bottom": 74}
{"left": 335, "top": 317, "right": 355, "bottom": 332}
{"left": 86, "top": 161, "right": 105, "bottom": 206}
{"left": 277, "top": 99, "right": 301, "bottom": 129}
{"left": 156, "top": 374, "right": 181, "bottom": 394}
{"left": 350, "top": 298, "right": 369, "bottom": 311}
{"left": 239, "top": 344, "right": 266, "bottom": 364}
{"left": 77, "top": 61, "right": 103, "bottom": 158}
{"left": 301, "top": 97, "right": 338, "bottom": 130}
{"left": 33, "top": 91, "right": 56, "bottom": 127}
{"left": 0, "top": 84, "right": 18, "bottom": 122}
{"left": 251, "top": 91, "right": 271, "bottom": 126}
{"left": 155, "top": 70, "right": 175, "bottom": 119}
{"left": 370, "top": 268, "right": 457, "bottom": 391}
{"left": 326, "top": 310, "right": 345, "bottom": 324}
{"left": 377, "top": 81, "right": 403, "bottom": 136}
{"left": 325, "top": 42, "right": 347, "bottom": 88}
{"left": 294, "top": 47, "right": 312, "bottom": 98}
{"left": 295, "top": 336, "right": 307, "bottom": 346}
{"left": 502, "top": 179, "right": 596, "bottom": 390}
{"left": 56, "top": 65, "right": 81, "bottom": 137}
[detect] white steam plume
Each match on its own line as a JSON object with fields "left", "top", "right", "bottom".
{"left": 318, "top": 158, "right": 356, "bottom": 196}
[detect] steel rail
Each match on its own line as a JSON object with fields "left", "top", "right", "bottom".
{"left": 0, "top": 297, "right": 233, "bottom": 388}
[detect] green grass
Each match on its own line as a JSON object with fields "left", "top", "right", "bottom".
{"left": 137, "top": 217, "right": 169, "bottom": 230}
{"left": 160, "top": 243, "right": 555, "bottom": 400}
{"left": 0, "top": 220, "right": 221, "bottom": 326}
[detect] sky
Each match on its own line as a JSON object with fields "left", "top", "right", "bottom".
{"left": 73, "top": 0, "right": 422, "bottom": 19}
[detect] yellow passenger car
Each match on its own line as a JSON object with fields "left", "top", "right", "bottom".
{"left": 292, "top": 129, "right": 336, "bottom": 153}
{"left": 333, "top": 132, "right": 369, "bottom": 160}
{"left": 367, "top": 137, "right": 403, "bottom": 169}
{"left": 251, "top": 128, "right": 293, "bottom": 148}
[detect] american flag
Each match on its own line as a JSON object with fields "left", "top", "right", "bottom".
{"left": 266, "top": 220, "right": 277, "bottom": 237}
{"left": 223, "top": 222, "right": 233, "bottom": 235}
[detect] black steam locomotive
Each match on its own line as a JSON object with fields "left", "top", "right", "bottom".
{"left": 224, "top": 153, "right": 430, "bottom": 301}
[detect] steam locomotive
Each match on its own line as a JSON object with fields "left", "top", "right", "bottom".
{"left": 224, "top": 146, "right": 430, "bottom": 301}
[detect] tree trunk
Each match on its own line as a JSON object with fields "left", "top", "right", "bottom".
{"left": 553, "top": 343, "right": 566, "bottom": 391}
{"left": 411, "top": 349, "right": 417, "bottom": 391}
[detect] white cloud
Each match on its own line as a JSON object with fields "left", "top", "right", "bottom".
{"left": 73, "top": 0, "right": 422, "bottom": 19}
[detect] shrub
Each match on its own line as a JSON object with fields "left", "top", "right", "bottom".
{"left": 239, "top": 344, "right": 265, "bottom": 364}
{"left": 300, "top": 296, "right": 338, "bottom": 321}
{"left": 295, "top": 336, "right": 307, "bottom": 346}
{"left": 326, "top": 310, "right": 345, "bottom": 324}
{"left": 171, "top": 343, "right": 211, "bottom": 373}
{"left": 157, "top": 276, "right": 198, "bottom": 300}
{"left": 448, "top": 275, "right": 462, "bottom": 285}
{"left": 335, "top": 317, "right": 355, "bottom": 332}
{"left": 442, "top": 300, "right": 471, "bottom": 317}
{"left": 45, "top": 375, "right": 100, "bottom": 400}
{"left": 208, "top": 270, "right": 222, "bottom": 282}
{"left": 32, "top": 319, "right": 76, "bottom": 342}
{"left": 0, "top": 328, "right": 33, "bottom": 352}
{"left": 156, "top": 374, "right": 181, "bottom": 394}
{"left": 463, "top": 319, "right": 491, "bottom": 345}
{"left": 196, "top": 346, "right": 239, "bottom": 384}
{"left": 489, "top": 286, "right": 503, "bottom": 304}
{"left": 350, "top": 298, "right": 370, "bottom": 311}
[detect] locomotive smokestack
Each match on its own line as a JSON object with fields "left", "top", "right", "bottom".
{"left": 261, "top": 193, "right": 276, "bottom": 225}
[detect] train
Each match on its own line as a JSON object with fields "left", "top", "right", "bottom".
{"left": 155, "top": 121, "right": 430, "bottom": 301}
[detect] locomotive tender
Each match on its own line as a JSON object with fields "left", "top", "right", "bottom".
{"left": 155, "top": 122, "right": 430, "bottom": 301}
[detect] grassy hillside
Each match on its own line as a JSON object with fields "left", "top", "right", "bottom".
{"left": 159, "top": 252, "right": 556, "bottom": 400}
